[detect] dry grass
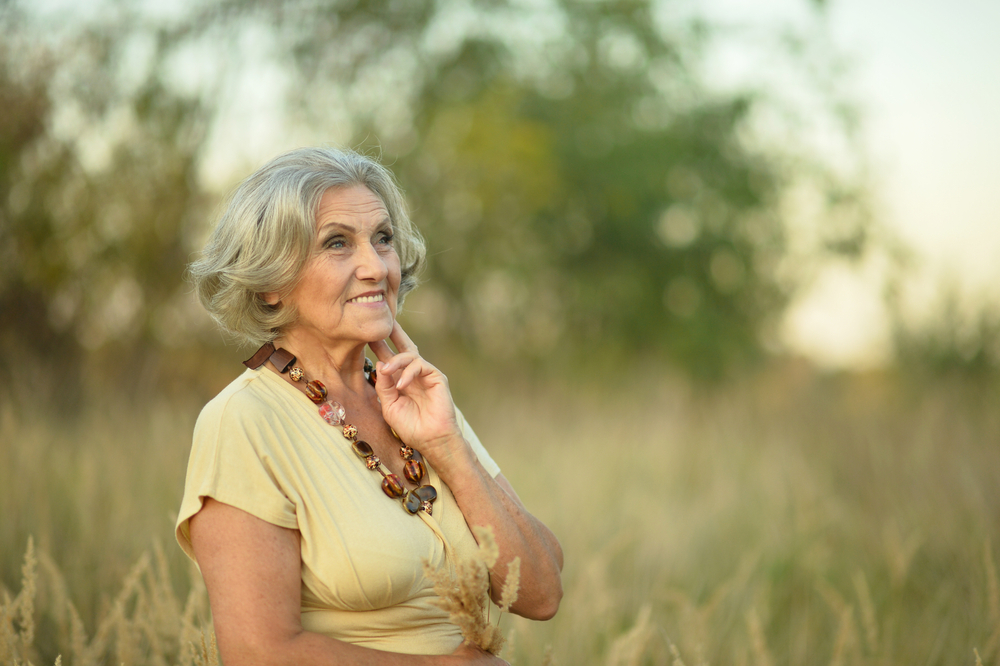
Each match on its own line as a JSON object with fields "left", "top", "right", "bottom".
{"left": 423, "top": 525, "right": 521, "bottom": 656}
{"left": 0, "top": 537, "right": 217, "bottom": 665}
{"left": 2, "top": 364, "right": 999, "bottom": 664}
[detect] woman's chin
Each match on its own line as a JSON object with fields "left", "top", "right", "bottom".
{"left": 359, "top": 317, "right": 395, "bottom": 344}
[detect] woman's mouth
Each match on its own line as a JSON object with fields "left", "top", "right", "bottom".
{"left": 348, "top": 293, "right": 384, "bottom": 304}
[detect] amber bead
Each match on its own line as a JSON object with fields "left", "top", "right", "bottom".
{"left": 413, "top": 485, "right": 437, "bottom": 504}
{"left": 305, "top": 380, "right": 327, "bottom": 404}
{"left": 343, "top": 424, "right": 358, "bottom": 440}
{"left": 289, "top": 367, "right": 304, "bottom": 382}
{"left": 403, "top": 459, "right": 425, "bottom": 484}
{"left": 366, "top": 455, "right": 380, "bottom": 470}
{"left": 352, "top": 440, "right": 373, "bottom": 458}
{"left": 403, "top": 491, "right": 422, "bottom": 514}
{"left": 381, "top": 474, "right": 404, "bottom": 498}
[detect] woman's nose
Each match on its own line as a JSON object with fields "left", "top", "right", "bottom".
{"left": 355, "top": 242, "right": 389, "bottom": 281}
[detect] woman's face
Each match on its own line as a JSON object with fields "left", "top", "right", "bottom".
{"left": 274, "top": 184, "right": 401, "bottom": 348}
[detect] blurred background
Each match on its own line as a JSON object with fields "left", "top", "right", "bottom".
{"left": 1, "top": 0, "right": 998, "bottom": 663}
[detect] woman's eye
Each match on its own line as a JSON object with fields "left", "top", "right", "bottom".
{"left": 326, "top": 237, "right": 346, "bottom": 249}
{"left": 378, "top": 233, "right": 394, "bottom": 245}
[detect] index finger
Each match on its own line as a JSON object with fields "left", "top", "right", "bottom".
{"left": 367, "top": 338, "right": 395, "bottom": 364}
{"left": 388, "top": 320, "right": 418, "bottom": 354}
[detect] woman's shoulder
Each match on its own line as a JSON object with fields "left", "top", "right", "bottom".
{"left": 196, "top": 368, "right": 279, "bottom": 430}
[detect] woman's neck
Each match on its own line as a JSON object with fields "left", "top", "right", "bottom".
{"left": 268, "top": 332, "right": 371, "bottom": 398}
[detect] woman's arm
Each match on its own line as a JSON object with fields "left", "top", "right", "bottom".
{"left": 190, "top": 498, "right": 508, "bottom": 666}
{"left": 451, "top": 467, "right": 565, "bottom": 620}
{"left": 371, "top": 324, "right": 564, "bottom": 620}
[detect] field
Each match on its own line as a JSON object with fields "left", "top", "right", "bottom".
{"left": 2, "top": 363, "right": 998, "bottom": 665}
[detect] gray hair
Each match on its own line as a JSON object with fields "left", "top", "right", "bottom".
{"left": 189, "top": 147, "right": 426, "bottom": 347}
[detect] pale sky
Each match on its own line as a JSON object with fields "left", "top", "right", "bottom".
{"left": 694, "top": 0, "right": 1000, "bottom": 367}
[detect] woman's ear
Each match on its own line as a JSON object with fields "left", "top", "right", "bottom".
{"left": 262, "top": 292, "right": 280, "bottom": 306}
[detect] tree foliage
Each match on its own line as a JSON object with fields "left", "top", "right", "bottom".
{"left": 0, "top": 0, "right": 872, "bottom": 399}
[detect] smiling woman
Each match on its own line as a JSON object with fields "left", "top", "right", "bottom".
{"left": 188, "top": 149, "right": 425, "bottom": 349}
{"left": 177, "top": 147, "right": 563, "bottom": 666}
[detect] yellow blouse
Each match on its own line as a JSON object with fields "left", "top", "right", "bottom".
{"left": 175, "top": 367, "right": 500, "bottom": 655}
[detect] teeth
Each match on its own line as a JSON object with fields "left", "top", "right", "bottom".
{"left": 350, "top": 294, "right": 384, "bottom": 303}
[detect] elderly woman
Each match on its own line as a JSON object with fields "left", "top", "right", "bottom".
{"left": 175, "top": 147, "right": 563, "bottom": 665}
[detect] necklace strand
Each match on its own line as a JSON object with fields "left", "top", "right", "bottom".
{"left": 245, "top": 343, "right": 438, "bottom": 515}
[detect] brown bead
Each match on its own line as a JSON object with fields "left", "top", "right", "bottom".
{"left": 413, "top": 485, "right": 437, "bottom": 504}
{"left": 289, "top": 367, "right": 304, "bottom": 382}
{"left": 399, "top": 445, "right": 414, "bottom": 460}
{"left": 403, "top": 491, "right": 422, "bottom": 514}
{"left": 352, "top": 440, "right": 373, "bottom": 458}
{"left": 366, "top": 455, "right": 381, "bottom": 470}
{"left": 381, "top": 474, "right": 404, "bottom": 498}
{"left": 342, "top": 424, "right": 358, "bottom": 440}
{"left": 403, "top": 459, "right": 424, "bottom": 484}
{"left": 305, "top": 380, "right": 327, "bottom": 404}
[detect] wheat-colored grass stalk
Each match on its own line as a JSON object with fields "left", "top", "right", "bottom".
{"left": 424, "top": 524, "right": 520, "bottom": 655}
{"left": 829, "top": 604, "right": 858, "bottom": 666}
{"left": 852, "top": 570, "right": 878, "bottom": 654}
{"left": 983, "top": 540, "right": 1000, "bottom": 660}
{"left": 668, "top": 637, "right": 688, "bottom": 666}
{"left": 984, "top": 542, "right": 1000, "bottom": 626}
{"left": 605, "top": 604, "right": 656, "bottom": 666}
{"left": 0, "top": 590, "right": 16, "bottom": 665}
{"left": 817, "top": 579, "right": 858, "bottom": 666}
{"left": 67, "top": 600, "right": 88, "bottom": 665}
{"left": 0, "top": 538, "right": 40, "bottom": 665}
{"left": 192, "top": 627, "right": 220, "bottom": 666}
{"left": 0, "top": 536, "right": 221, "bottom": 666}
{"left": 79, "top": 551, "right": 151, "bottom": 665}
{"left": 665, "top": 551, "right": 758, "bottom": 657}
{"left": 745, "top": 608, "right": 773, "bottom": 666}
{"left": 498, "top": 556, "right": 520, "bottom": 614}
{"left": 18, "top": 536, "right": 37, "bottom": 649}
{"left": 883, "top": 525, "right": 922, "bottom": 589}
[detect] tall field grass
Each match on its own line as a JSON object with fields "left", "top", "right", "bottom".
{"left": 2, "top": 363, "right": 999, "bottom": 664}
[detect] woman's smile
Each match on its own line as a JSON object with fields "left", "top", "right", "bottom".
{"left": 347, "top": 292, "right": 386, "bottom": 305}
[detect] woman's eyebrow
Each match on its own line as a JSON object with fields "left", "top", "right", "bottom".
{"left": 319, "top": 217, "right": 392, "bottom": 235}
{"left": 318, "top": 221, "right": 356, "bottom": 234}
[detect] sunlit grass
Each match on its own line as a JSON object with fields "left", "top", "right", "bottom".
{"left": 2, "top": 365, "right": 998, "bottom": 664}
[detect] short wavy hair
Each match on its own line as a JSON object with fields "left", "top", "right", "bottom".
{"left": 189, "top": 147, "right": 426, "bottom": 347}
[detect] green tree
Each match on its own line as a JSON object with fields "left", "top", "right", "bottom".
{"left": 0, "top": 5, "right": 211, "bottom": 403}
{"left": 1, "top": 0, "right": 872, "bottom": 394}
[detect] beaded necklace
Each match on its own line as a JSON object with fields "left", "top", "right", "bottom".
{"left": 244, "top": 343, "right": 438, "bottom": 515}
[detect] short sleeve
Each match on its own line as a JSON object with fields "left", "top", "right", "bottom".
{"left": 175, "top": 384, "right": 298, "bottom": 562}
{"left": 454, "top": 406, "right": 500, "bottom": 479}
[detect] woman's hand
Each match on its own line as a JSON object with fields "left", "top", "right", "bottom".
{"left": 368, "top": 322, "right": 472, "bottom": 474}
